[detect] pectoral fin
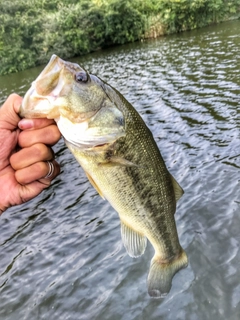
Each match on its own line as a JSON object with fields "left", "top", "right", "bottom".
{"left": 170, "top": 174, "right": 184, "bottom": 202}
{"left": 98, "top": 156, "right": 139, "bottom": 168}
{"left": 86, "top": 172, "right": 105, "bottom": 200}
{"left": 120, "top": 220, "right": 147, "bottom": 258}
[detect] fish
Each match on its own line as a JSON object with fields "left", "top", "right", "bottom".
{"left": 20, "top": 54, "right": 188, "bottom": 298}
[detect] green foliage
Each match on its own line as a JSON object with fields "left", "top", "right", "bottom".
{"left": 0, "top": 0, "right": 240, "bottom": 75}
{"left": 35, "top": 2, "right": 106, "bottom": 63}
{"left": 156, "top": 0, "right": 240, "bottom": 34}
{"left": 103, "top": 0, "right": 146, "bottom": 44}
{"left": 0, "top": 0, "right": 43, "bottom": 74}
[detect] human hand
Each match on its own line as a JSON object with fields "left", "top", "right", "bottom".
{"left": 0, "top": 93, "right": 61, "bottom": 214}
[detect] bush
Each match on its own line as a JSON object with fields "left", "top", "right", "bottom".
{"left": 156, "top": 0, "right": 240, "bottom": 34}
{"left": 0, "top": 0, "right": 240, "bottom": 75}
{"left": 104, "top": 0, "right": 146, "bottom": 44}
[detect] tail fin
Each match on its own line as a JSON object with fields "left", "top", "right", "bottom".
{"left": 147, "top": 249, "right": 188, "bottom": 298}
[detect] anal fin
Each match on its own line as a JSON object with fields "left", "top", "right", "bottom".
{"left": 170, "top": 174, "right": 184, "bottom": 202}
{"left": 121, "top": 220, "right": 147, "bottom": 258}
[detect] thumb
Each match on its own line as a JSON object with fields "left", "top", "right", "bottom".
{"left": 0, "top": 94, "right": 23, "bottom": 131}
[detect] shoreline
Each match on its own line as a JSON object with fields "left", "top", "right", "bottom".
{"left": 1, "top": 0, "right": 240, "bottom": 76}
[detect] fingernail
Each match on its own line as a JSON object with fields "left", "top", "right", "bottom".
{"left": 18, "top": 119, "right": 34, "bottom": 130}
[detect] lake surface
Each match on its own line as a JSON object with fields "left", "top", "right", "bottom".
{"left": 0, "top": 20, "right": 240, "bottom": 320}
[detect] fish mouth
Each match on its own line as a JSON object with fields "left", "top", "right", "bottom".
{"left": 20, "top": 54, "right": 87, "bottom": 119}
{"left": 20, "top": 55, "right": 63, "bottom": 118}
{"left": 34, "top": 54, "right": 82, "bottom": 86}
{"left": 21, "top": 54, "right": 126, "bottom": 149}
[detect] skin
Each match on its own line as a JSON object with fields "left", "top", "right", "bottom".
{"left": 0, "top": 93, "right": 61, "bottom": 214}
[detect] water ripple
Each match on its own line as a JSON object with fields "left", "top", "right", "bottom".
{"left": 0, "top": 19, "right": 240, "bottom": 320}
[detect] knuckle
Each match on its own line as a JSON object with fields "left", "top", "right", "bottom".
{"left": 33, "top": 143, "right": 49, "bottom": 158}
{"left": 53, "top": 126, "right": 61, "bottom": 141}
{"left": 48, "top": 125, "right": 61, "bottom": 143}
{"left": 36, "top": 161, "right": 47, "bottom": 174}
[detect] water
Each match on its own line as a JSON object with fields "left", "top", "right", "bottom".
{"left": 0, "top": 20, "right": 239, "bottom": 320}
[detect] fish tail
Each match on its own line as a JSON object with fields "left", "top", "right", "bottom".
{"left": 147, "top": 249, "right": 188, "bottom": 298}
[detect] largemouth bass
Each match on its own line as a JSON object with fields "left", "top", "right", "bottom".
{"left": 20, "top": 55, "right": 188, "bottom": 298}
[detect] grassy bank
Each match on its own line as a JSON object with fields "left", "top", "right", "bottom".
{"left": 1, "top": 0, "right": 240, "bottom": 76}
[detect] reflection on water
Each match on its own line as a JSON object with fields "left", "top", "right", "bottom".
{"left": 0, "top": 20, "right": 240, "bottom": 320}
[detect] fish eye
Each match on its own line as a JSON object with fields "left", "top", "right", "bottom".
{"left": 75, "top": 71, "right": 88, "bottom": 83}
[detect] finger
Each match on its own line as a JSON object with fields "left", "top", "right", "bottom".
{"left": 18, "top": 124, "right": 61, "bottom": 148}
{"left": 10, "top": 143, "right": 54, "bottom": 170}
{"left": 18, "top": 164, "right": 61, "bottom": 202}
{"left": 15, "top": 160, "right": 60, "bottom": 185}
{"left": 0, "top": 94, "right": 22, "bottom": 130}
{"left": 40, "top": 160, "right": 61, "bottom": 182}
{"left": 18, "top": 118, "right": 56, "bottom": 130}
{"left": 19, "top": 180, "right": 52, "bottom": 203}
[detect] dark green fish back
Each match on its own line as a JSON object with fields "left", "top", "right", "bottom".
{"left": 102, "top": 81, "right": 182, "bottom": 258}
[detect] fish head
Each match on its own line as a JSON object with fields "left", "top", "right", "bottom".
{"left": 20, "top": 54, "right": 125, "bottom": 148}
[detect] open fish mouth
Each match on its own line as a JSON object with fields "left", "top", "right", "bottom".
{"left": 20, "top": 54, "right": 93, "bottom": 120}
{"left": 20, "top": 54, "right": 126, "bottom": 148}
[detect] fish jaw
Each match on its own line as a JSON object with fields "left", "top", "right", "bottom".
{"left": 20, "top": 90, "right": 61, "bottom": 119}
{"left": 20, "top": 55, "right": 66, "bottom": 119}
{"left": 20, "top": 54, "right": 99, "bottom": 120}
{"left": 20, "top": 54, "right": 126, "bottom": 148}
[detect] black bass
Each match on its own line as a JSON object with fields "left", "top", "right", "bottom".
{"left": 20, "top": 55, "right": 188, "bottom": 298}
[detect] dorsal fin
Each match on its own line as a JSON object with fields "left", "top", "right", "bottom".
{"left": 120, "top": 220, "right": 147, "bottom": 258}
{"left": 170, "top": 174, "right": 184, "bottom": 202}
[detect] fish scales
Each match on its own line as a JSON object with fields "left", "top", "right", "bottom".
{"left": 20, "top": 54, "right": 188, "bottom": 298}
{"left": 67, "top": 83, "right": 184, "bottom": 281}
{"left": 103, "top": 82, "right": 181, "bottom": 255}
